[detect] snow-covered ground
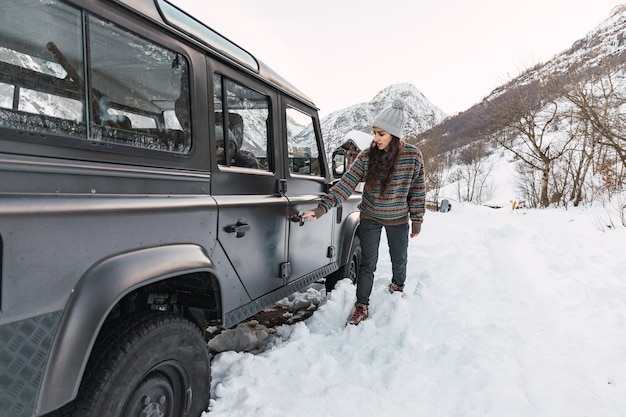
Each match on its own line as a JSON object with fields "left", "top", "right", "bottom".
{"left": 203, "top": 194, "right": 626, "bottom": 416}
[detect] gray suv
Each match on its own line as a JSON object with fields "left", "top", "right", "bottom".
{"left": 0, "top": 1, "right": 361, "bottom": 416}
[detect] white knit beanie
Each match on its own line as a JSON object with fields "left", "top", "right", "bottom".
{"left": 372, "top": 99, "right": 407, "bottom": 138}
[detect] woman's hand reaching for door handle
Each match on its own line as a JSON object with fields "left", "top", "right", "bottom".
{"left": 302, "top": 206, "right": 327, "bottom": 222}
{"left": 301, "top": 210, "right": 317, "bottom": 222}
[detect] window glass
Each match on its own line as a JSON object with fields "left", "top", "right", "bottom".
{"left": 0, "top": 82, "right": 15, "bottom": 108}
{"left": 88, "top": 15, "right": 191, "bottom": 153}
{"left": 0, "top": 0, "right": 85, "bottom": 137}
{"left": 213, "top": 74, "right": 270, "bottom": 170}
{"left": 19, "top": 88, "right": 83, "bottom": 119}
{"left": 0, "top": 0, "right": 191, "bottom": 155}
{"left": 286, "top": 107, "right": 322, "bottom": 176}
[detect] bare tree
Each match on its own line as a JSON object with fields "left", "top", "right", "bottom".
{"left": 563, "top": 63, "right": 626, "bottom": 182}
{"left": 514, "top": 163, "right": 542, "bottom": 208}
{"left": 486, "top": 75, "right": 578, "bottom": 207}
{"left": 452, "top": 141, "right": 494, "bottom": 204}
{"left": 551, "top": 108, "right": 598, "bottom": 207}
{"left": 416, "top": 126, "right": 453, "bottom": 209}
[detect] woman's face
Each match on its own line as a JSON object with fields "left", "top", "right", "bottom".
{"left": 373, "top": 128, "right": 393, "bottom": 150}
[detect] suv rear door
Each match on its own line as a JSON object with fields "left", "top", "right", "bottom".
{"left": 282, "top": 101, "right": 335, "bottom": 283}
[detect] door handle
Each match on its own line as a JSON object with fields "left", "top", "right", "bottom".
{"left": 224, "top": 218, "right": 251, "bottom": 237}
{"left": 289, "top": 214, "right": 305, "bottom": 226}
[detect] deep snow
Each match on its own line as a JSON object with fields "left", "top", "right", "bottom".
{"left": 202, "top": 157, "right": 626, "bottom": 416}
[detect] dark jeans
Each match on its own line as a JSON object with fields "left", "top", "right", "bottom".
{"left": 356, "top": 218, "right": 409, "bottom": 305}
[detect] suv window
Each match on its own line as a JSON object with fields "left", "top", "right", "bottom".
{"left": 213, "top": 73, "right": 270, "bottom": 170}
{"left": 286, "top": 107, "right": 323, "bottom": 176}
{"left": 0, "top": 0, "right": 191, "bottom": 154}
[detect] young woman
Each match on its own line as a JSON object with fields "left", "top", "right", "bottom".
{"left": 302, "top": 99, "right": 425, "bottom": 325}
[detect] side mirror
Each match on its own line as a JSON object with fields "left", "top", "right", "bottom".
{"left": 331, "top": 149, "right": 347, "bottom": 179}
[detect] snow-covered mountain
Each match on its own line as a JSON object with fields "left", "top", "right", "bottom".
{"left": 319, "top": 83, "right": 447, "bottom": 156}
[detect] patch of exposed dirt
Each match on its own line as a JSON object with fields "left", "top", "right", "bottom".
{"left": 248, "top": 305, "right": 317, "bottom": 328}
{"left": 204, "top": 285, "right": 325, "bottom": 346}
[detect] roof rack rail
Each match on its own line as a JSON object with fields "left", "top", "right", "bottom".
{"left": 155, "top": 0, "right": 259, "bottom": 71}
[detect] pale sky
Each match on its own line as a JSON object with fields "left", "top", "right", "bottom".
{"left": 171, "top": 1, "right": 622, "bottom": 117}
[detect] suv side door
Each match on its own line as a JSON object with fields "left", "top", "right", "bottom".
{"left": 210, "top": 69, "right": 289, "bottom": 300}
{"left": 282, "top": 100, "right": 336, "bottom": 283}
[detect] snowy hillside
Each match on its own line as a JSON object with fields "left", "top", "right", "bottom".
{"left": 551, "top": 4, "right": 626, "bottom": 69}
{"left": 320, "top": 83, "right": 447, "bottom": 156}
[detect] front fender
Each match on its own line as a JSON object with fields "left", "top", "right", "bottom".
{"left": 37, "top": 244, "right": 216, "bottom": 415}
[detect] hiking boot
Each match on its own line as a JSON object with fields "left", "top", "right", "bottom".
{"left": 347, "top": 303, "right": 368, "bottom": 325}
{"left": 388, "top": 283, "right": 404, "bottom": 293}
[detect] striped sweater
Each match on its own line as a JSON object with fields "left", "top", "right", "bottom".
{"left": 315, "top": 143, "right": 426, "bottom": 225}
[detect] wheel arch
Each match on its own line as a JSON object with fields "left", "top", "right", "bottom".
{"left": 337, "top": 210, "right": 360, "bottom": 267}
{"left": 37, "top": 244, "right": 220, "bottom": 415}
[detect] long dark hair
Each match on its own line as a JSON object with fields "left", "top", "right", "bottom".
{"left": 364, "top": 136, "right": 403, "bottom": 195}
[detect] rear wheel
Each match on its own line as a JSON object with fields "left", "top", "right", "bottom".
{"left": 325, "top": 234, "right": 361, "bottom": 292}
{"left": 68, "top": 312, "right": 210, "bottom": 417}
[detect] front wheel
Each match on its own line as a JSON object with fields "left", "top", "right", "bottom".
{"left": 325, "top": 233, "right": 361, "bottom": 292}
{"left": 68, "top": 312, "right": 210, "bottom": 417}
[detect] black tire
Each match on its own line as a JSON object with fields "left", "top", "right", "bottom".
{"left": 68, "top": 312, "right": 210, "bottom": 417}
{"left": 325, "top": 234, "right": 361, "bottom": 292}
